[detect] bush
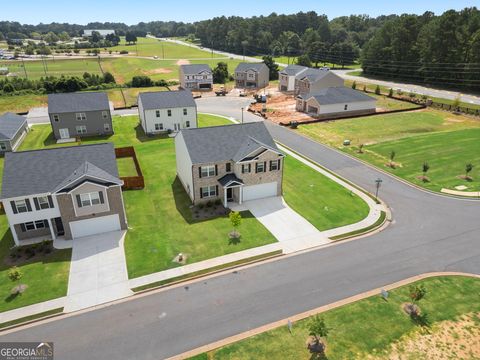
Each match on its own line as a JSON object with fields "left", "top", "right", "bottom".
{"left": 351, "top": 81, "right": 357, "bottom": 89}
{"left": 375, "top": 85, "right": 381, "bottom": 95}
{"left": 119, "top": 50, "right": 129, "bottom": 55}
{"left": 388, "top": 88, "right": 393, "bottom": 97}
{"left": 130, "top": 76, "right": 153, "bottom": 87}
{"left": 8, "top": 266, "right": 23, "bottom": 282}
{"left": 206, "top": 201, "right": 213, "bottom": 208}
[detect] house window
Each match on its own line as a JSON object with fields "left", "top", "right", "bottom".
{"left": 270, "top": 160, "right": 281, "bottom": 171}
{"left": 15, "top": 199, "right": 28, "bottom": 213}
{"left": 344, "top": 104, "right": 348, "bottom": 110}
{"left": 241, "top": 164, "right": 251, "bottom": 174}
{"left": 37, "top": 196, "right": 51, "bottom": 210}
{"left": 75, "top": 113, "right": 87, "bottom": 121}
{"left": 185, "top": 121, "right": 190, "bottom": 128}
{"left": 167, "top": 110, "right": 172, "bottom": 117}
{"left": 79, "top": 192, "right": 102, "bottom": 207}
{"left": 183, "top": 108, "right": 188, "bottom": 115}
{"left": 201, "top": 186, "right": 217, "bottom": 198}
{"left": 104, "top": 123, "right": 110, "bottom": 131}
{"left": 25, "top": 222, "right": 36, "bottom": 231}
{"left": 200, "top": 165, "right": 215, "bottom": 178}
{"left": 102, "top": 111, "right": 109, "bottom": 119}
{"left": 155, "top": 123, "right": 163, "bottom": 131}
{"left": 53, "top": 114, "right": 59, "bottom": 122}
{"left": 76, "top": 125, "right": 87, "bottom": 134}
{"left": 34, "top": 220, "right": 46, "bottom": 229}
{"left": 226, "top": 163, "right": 231, "bottom": 172}
{"left": 156, "top": 110, "right": 161, "bottom": 118}
{"left": 256, "top": 162, "right": 266, "bottom": 173}
{"left": 0, "top": 143, "right": 6, "bottom": 151}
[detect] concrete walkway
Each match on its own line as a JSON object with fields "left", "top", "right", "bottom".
{"left": 0, "top": 297, "right": 66, "bottom": 325}
{"left": 231, "top": 198, "right": 330, "bottom": 253}
{"left": 64, "top": 231, "right": 132, "bottom": 313}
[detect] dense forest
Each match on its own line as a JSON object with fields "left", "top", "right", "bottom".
{"left": 1, "top": 7, "right": 479, "bottom": 90}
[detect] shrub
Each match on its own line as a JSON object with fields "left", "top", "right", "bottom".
{"left": 375, "top": 85, "right": 381, "bottom": 95}
{"left": 351, "top": 81, "right": 356, "bottom": 89}
{"left": 388, "top": 88, "right": 393, "bottom": 97}
{"left": 214, "top": 199, "right": 222, "bottom": 206}
{"left": 8, "top": 266, "right": 23, "bottom": 282}
{"left": 206, "top": 200, "right": 213, "bottom": 208}
{"left": 119, "top": 50, "right": 129, "bottom": 55}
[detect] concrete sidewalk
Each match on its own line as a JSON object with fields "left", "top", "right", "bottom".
{"left": 0, "top": 297, "right": 66, "bottom": 325}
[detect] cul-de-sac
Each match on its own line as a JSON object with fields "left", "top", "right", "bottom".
{"left": 0, "top": 2, "right": 479, "bottom": 359}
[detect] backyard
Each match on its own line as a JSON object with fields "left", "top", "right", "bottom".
{"left": 195, "top": 276, "right": 480, "bottom": 359}
{"left": 298, "top": 109, "right": 480, "bottom": 192}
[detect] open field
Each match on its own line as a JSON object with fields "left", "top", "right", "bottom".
{"left": 0, "top": 94, "right": 47, "bottom": 115}
{"left": 108, "top": 37, "right": 225, "bottom": 59}
{"left": 197, "top": 276, "right": 480, "bottom": 360}
{"left": 298, "top": 109, "right": 480, "bottom": 192}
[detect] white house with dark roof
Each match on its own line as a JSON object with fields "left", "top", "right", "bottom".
{"left": 278, "top": 65, "right": 308, "bottom": 92}
{"left": 1, "top": 143, "right": 127, "bottom": 245}
{"left": 175, "top": 122, "right": 284, "bottom": 207}
{"left": 295, "top": 68, "right": 344, "bottom": 95}
{"left": 296, "top": 86, "right": 376, "bottom": 119}
{"left": 234, "top": 63, "right": 270, "bottom": 89}
{"left": 0, "top": 113, "right": 28, "bottom": 153}
{"left": 138, "top": 90, "right": 197, "bottom": 134}
{"left": 179, "top": 64, "right": 213, "bottom": 90}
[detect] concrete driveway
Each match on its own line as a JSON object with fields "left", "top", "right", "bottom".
{"left": 232, "top": 197, "right": 329, "bottom": 253}
{"left": 64, "top": 231, "right": 132, "bottom": 313}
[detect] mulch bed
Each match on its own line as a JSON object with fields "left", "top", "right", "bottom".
{"left": 4, "top": 241, "right": 57, "bottom": 266}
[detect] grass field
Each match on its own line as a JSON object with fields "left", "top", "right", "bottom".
{"left": 198, "top": 276, "right": 480, "bottom": 360}
{"left": 116, "top": 157, "right": 138, "bottom": 177}
{"left": 108, "top": 37, "right": 225, "bottom": 59}
{"left": 0, "top": 94, "right": 47, "bottom": 115}
{"left": 298, "top": 109, "right": 480, "bottom": 192}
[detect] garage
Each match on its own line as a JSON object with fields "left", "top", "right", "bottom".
{"left": 69, "top": 214, "right": 121, "bottom": 239}
{"left": 307, "top": 105, "right": 319, "bottom": 114}
{"left": 242, "top": 182, "right": 278, "bottom": 202}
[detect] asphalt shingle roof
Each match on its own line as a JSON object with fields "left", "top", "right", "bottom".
{"left": 180, "top": 122, "right": 281, "bottom": 164}
{"left": 279, "top": 65, "right": 307, "bottom": 76}
{"left": 180, "top": 64, "right": 212, "bottom": 74}
{"left": 1, "top": 143, "right": 121, "bottom": 199}
{"left": 48, "top": 92, "right": 110, "bottom": 114}
{"left": 218, "top": 173, "right": 244, "bottom": 187}
{"left": 0, "top": 113, "right": 27, "bottom": 141}
{"left": 235, "top": 63, "right": 268, "bottom": 73}
{"left": 138, "top": 90, "right": 196, "bottom": 110}
{"left": 296, "top": 68, "right": 331, "bottom": 81}
{"left": 300, "top": 86, "right": 376, "bottom": 105}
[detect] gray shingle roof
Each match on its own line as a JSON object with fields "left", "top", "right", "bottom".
{"left": 48, "top": 92, "right": 110, "bottom": 114}
{"left": 0, "top": 113, "right": 27, "bottom": 141}
{"left": 299, "top": 86, "right": 376, "bottom": 105}
{"left": 1, "top": 143, "right": 121, "bottom": 199}
{"left": 296, "top": 68, "right": 330, "bottom": 81}
{"left": 218, "top": 173, "right": 244, "bottom": 187}
{"left": 180, "top": 122, "right": 282, "bottom": 164}
{"left": 138, "top": 90, "right": 196, "bottom": 110}
{"left": 180, "top": 64, "right": 212, "bottom": 74}
{"left": 235, "top": 63, "right": 268, "bottom": 73}
{"left": 279, "top": 65, "right": 307, "bottom": 76}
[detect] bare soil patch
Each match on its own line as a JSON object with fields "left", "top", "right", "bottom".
{"left": 176, "top": 59, "right": 190, "bottom": 65}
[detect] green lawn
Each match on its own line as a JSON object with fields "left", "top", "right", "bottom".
{"left": 117, "top": 157, "right": 138, "bottom": 177}
{"left": 283, "top": 156, "right": 369, "bottom": 230}
{"left": 298, "top": 110, "right": 480, "bottom": 192}
{"left": 0, "top": 94, "right": 47, "bottom": 115}
{"left": 369, "top": 93, "right": 420, "bottom": 111}
{"left": 108, "top": 37, "right": 226, "bottom": 59}
{"left": 198, "top": 113, "right": 232, "bottom": 127}
{"left": 200, "top": 276, "right": 480, "bottom": 360}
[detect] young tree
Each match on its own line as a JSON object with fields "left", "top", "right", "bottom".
{"left": 8, "top": 266, "right": 23, "bottom": 282}
{"left": 307, "top": 316, "right": 329, "bottom": 354}
{"left": 229, "top": 211, "right": 242, "bottom": 239}
{"left": 351, "top": 81, "right": 357, "bottom": 90}
{"left": 212, "top": 62, "right": 229, "bottom": 84}
{"left": 125, "top": 32, "right": 137, "bottom": 45}
{"left": 422, "top": 161, "right": 430, "bottom": 179}
{"left": 389, "top": 150, "right": 396, "bottom": 167}
{"left": 465, "top": 163, "right": 474, "bottom": 179}
{"left": 375, "top": 85, "right": 381, "bottom": 95}
{"left": 103, "top": 72, "right": 116, "bottom": 84}
{"left": 407, "top": 284, "right": 427, "bottom": 316}
{"left": 262, "top": 55, "right": 279, "bottom": 80}
{"left": 388, "top": 88, "right": 394, "bottom": 97}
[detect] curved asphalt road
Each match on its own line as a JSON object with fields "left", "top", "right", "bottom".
{"left": 1, "top": 98, "right": 479, "bottom": 360}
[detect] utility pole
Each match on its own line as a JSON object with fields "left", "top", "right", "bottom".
{"left": 162, "top": 44, "right": 165, "bottom": 59}
{"left": 21, "top": 57, "right": 28, "bottom": 79}
{"left": 241, "top": 107, "right": 244, "bottom": 124}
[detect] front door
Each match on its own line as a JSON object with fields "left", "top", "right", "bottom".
{"left": 54, "top": 217, "right": 65, "bottom": 237}
{"left": 174, "top": 123, "right": 181, "bottom": 132}
{"left": 59, "top": 128, "right": 69, "bottom": 139}
{"left": 226, "top": 188, "right": 234, "bottom": 202}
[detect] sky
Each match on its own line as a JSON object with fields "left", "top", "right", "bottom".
{"left": 2, "top": 0, "right": 478, "bottom": 25}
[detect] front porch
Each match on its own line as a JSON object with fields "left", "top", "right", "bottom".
{"left": 11, "top": 217, "right": 67, "bottom": 247}
{"left": 219, "top": 174, "right": 244, "bottom": 208}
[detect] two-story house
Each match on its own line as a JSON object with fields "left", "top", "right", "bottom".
{"left": 48, "top": 92, "right": 113, "bottom": 140}
{"left": 175, "top": 122, "right": 285, "bottom": 207}
{"left": 294, "top": 68, "right": 344, "bottom": 95}
{"left": 234, "top": 63, "right": 270, "bottom": 89}
{"left": 0, "top": 112, "right": 28, "bottom": 153}
{"left": 278, "top": 65, "right": 308, "bottom": 92}
{"left": 179, "top": 64, "right": 213, "bottom": 90}
{"left": 1, "top": 143, "right": 128, "bottom": 245}
{"left": 138, "top": 90, "right": 198, "bottom": 134}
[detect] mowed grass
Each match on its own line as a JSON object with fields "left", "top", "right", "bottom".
{"left": 108, "top": 37, "right": 225, "bottom": 59}
{"left": 0, "top": 58, "right": 102, "bottom": 80}
{"left": 283, "top": 156, "right": 369, "bottom": 230}
{"left": 198, "top": 113, "right": 233, "bottom": 127}
{"left": 0, "top": 94, "right": 47, "bottom": 115}
{"left": 116, "top": 157, "right": 138, "bottom": 177}
{"left": 202, "top": 276, "right": 480, "bottom": 360}
{"left": 298, "top": 110, "right": 480, "bottom": 192}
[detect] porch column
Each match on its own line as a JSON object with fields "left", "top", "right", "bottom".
{"left": 224, "top": 188, "right": 228, "bottom": 208}
{"left": 9, "top": 224, "right": 19, "bottom": 246}
{"left": 48, "top": 219, "right": 56, "bottom": 240}
{"left": 239, "top": 186, "right": 243, "bottom": 205}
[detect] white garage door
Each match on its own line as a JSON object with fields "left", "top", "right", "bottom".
{"left": 70, "top": 214, "right": 121, "bottom": 239}
{"left": 243, "top": 182, "right": 278, "bottom": 202}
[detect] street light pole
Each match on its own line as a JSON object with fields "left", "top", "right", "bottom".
{"left": 241, "top": 107, "right": 244, "bottom": 124}
{"left": 375, "top": 178, "right": 383, "bottom": 201}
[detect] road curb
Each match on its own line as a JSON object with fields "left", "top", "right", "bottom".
{"left": 168, "top": 272, "right": 480, "bottom": 360}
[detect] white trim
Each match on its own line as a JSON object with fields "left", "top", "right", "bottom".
{"left": 237, "top": 146, "right": 285, "bottom": 163}
{"left": 58, "top": 178, "right": 121, "bottom": 194}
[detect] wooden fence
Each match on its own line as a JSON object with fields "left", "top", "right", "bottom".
{"left": 115, "top": 146, "right": 145, "bottom": 190}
